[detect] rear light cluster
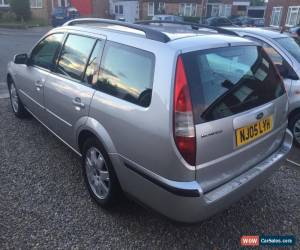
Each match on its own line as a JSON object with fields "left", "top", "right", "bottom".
{"left": 173, "top": 56, "right": 196, "bottom": 166}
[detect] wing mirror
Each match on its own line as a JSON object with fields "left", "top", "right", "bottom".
{"left": 14, "top": 53, "right": 28, "bottom": 65}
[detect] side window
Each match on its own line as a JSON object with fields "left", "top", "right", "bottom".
{"left": 84, "top": 40, "right": 105, "bottom": 85}
{"left": 96, "top": 42, "right": 155, "bottom": 107}
{"left": 31, "top": 33, "right": 64, "bottom": 70}
{"left": 56, "top": 34, "right": 96, "bottom": 81}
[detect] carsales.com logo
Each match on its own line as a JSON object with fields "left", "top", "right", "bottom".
{"left": 240, "top": 235, "right": 295, "bottom": 247}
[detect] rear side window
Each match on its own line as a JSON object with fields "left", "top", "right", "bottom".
{"left": 182, "top": 46, "right": 285, "bottom": 124}
{"left": 96, "top": 41, "right": 155, "bottom": 107}
{"left": 56, "top": 34, "right": 96, "bottom": 81}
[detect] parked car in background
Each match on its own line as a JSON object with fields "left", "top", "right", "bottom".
{"left": 228, "top": 16, "right": 243, "bottom": 25}
{"left": 229, "top": 17, "right": 265, "bottom": 27}
{"left": 51, "top": 6, "right": 80, "bottom": 27}
{"left": 203, "top": 17, "right": 234, "bottom": 27}
{"left": 6, "top": 19, "right": 292, "bottom": 222}
{"left": 152, "top": 15, "right": 184, "bottom": 22}
{"left": 226, "top": 27, "right": 300, "bottom": 146}
{"left": 289, "top": 26, "right": 300, "bottom": 38}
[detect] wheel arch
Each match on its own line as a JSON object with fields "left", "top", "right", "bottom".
{"left": 77, "top": 117, "right": 118, "bottom": 155}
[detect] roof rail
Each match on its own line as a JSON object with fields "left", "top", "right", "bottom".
{"left": 135, "top": 20, "right": 239, "bottom": 37}
{"left": 63, "top": 18, "right": 171, "bottom": 43}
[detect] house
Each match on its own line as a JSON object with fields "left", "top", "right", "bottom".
{"left": 247, "top": 5, "right": 266, "bottom": 18}
{"left": 48, "top": 0, "right": 110, "bottom": 18}
{"left": 1, "top": 0, "right": 109, "bottom": 22}
{"left": 0, "top": 0, "right": 9, "bottom": 11}
{"left": 139, "top": 0, "right": 251, "bottom": 20}
{"left": 266, "top": 0, "right": 300, "bottom": 28}
{"left": 110, "top": 0, "right": 139, "bottom": 22}
{"left": 139, "top": 0, "right": 203, "bottom": 19}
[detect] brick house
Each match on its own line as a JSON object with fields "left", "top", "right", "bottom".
{"left": 139, "top": 0, "right": 250, "bottom": 20}
{"left": 109, "top": 0, "right": 140, "bottom": 22}
{"left": 1, "top": 0, "right": 109, "bottom": 22}
{"left": 266, "top": 0, "right": 300, "bottom": 28}
{"left": 48, "top": 0, "right": 110, "bottom": 18}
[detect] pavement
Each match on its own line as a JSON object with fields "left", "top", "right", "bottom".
{"left": 0, "top": 28, "right": 299, "bottom": 249}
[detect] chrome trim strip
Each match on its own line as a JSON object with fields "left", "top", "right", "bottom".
{"left": 19, "top": 89, "right": 44, "bottom": 109}
{"left": 46, "top": 108, "right": 72, "bottom": 127}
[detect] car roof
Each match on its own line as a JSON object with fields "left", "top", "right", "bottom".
{"left": 53, "top": 21, "right": 254, "bottom": 52}
{"left": 228, "top": 27, "right": 289, "bottom": 39}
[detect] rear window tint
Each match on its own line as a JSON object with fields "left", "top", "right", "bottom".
{"left": 96, "top": 41, "right": 155, "bottom": 107}
{"left": 182, "top": 46, "right": 285, "bottom": 124}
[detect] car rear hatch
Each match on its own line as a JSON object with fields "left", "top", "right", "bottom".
{"left": 181, "top": 45, "right": 288, "bottom": 193}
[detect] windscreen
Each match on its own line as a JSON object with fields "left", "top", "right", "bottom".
{"left": 275, "top": 37, "right": 300, "bottom": 63}
{"left": 182, "top": 46, "right": 285, "bottom": 124}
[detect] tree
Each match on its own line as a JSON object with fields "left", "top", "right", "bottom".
{"left": 9, "top": 0, "right": 31, "bottom": 22}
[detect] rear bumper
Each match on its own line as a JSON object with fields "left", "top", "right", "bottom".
{"left": 114, "top": 129, "right": 293, "bottom": 223}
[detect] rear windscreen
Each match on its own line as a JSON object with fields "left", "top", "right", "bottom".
{"left": 182, "top": 46, "right": 285, "bottom": 124}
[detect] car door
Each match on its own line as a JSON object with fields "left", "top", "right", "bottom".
{"left": 44, "top": 33, "right": 105, "bottom": 148}
{"left": 15, "top": 33, "right": 64, "bottom": 121}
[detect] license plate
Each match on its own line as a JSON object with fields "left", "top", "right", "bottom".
{"left": 236, "top": 116, "right": 273, "bottom": 147}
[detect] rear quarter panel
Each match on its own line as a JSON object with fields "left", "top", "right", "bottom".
{"left": 88, "top": 36, "right": 195, "bottom": 182}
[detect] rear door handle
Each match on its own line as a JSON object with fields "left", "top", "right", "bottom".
{"left": 72, "top": 97, "right": 85, "bottom": 109}
{"left": 35, "top": 79, "right": 45, "bottom": 88}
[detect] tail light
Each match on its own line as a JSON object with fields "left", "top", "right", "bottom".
{"left": 173, "top": 56, "right": 196, "bottom": 166}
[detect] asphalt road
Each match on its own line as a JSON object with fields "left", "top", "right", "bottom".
{"left": 0, "top": 28, "right": 299, "bottom": 249}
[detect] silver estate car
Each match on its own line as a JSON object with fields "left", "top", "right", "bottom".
{"left": 226, "top": 27, "right": 300, "bottom": 147}
{"left": 7, "top": 19, "right": 293, "bottom": 222}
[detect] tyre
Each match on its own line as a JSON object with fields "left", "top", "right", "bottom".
{"left": 8, "top": 80, "right": 28, "bottom": 118}
{"left": 289, "top": 113, "right": 300, "bottom": 147}
{"left": 82, "top": 137, "right": 121, "bottom": 208}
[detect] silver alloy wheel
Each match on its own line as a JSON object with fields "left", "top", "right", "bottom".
{"left": 85, "top": 147, "right": 110, "bottom": 199}
{"left": 293, "top": 119, "right": 300, "bottom": 144}
{"left": 10, "top": 83, "right": 19, "bottom": 113}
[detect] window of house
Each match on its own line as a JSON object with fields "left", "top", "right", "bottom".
{"left": 30, "top": 33, "right": 64, "bottom": 70}
{"left": 97, "top": 41, "right": 155, "bottom": 107}
{"left": 119, "top": 5, "right": 123, "bottom": 15}
{"left": 211, "top": 4, "right": 220, "bottom": 17}
{"left": 0, "top": 0, "right": 9, "bottom": 7}
{"left": 179, "top": 3, "right": 197, "bottom": 17}
{"left": 148, "top": 2, "right": 154, "bottom": 16}
{"left": 56, "top": 35, "right": 96, "bottom": 81}
{"left": 270, "top": 7, "right": 283, "bottom": 27}
{"left": 158, "top": 2, "right": 165, "bottom": 13}
{"left": 224, "top": 5, "right": 232, "bottom": 17}
{"left": 286, "top": 6, "right": 300, "bottom": 27}
{"left": 115, "top": 5, "right": 118, "bottom": 14}
{"left": 58, "top": 0, "right": 68, "bottom": 7}
{"left": 30, "top": 0, "right": 43, "bottom": 8}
